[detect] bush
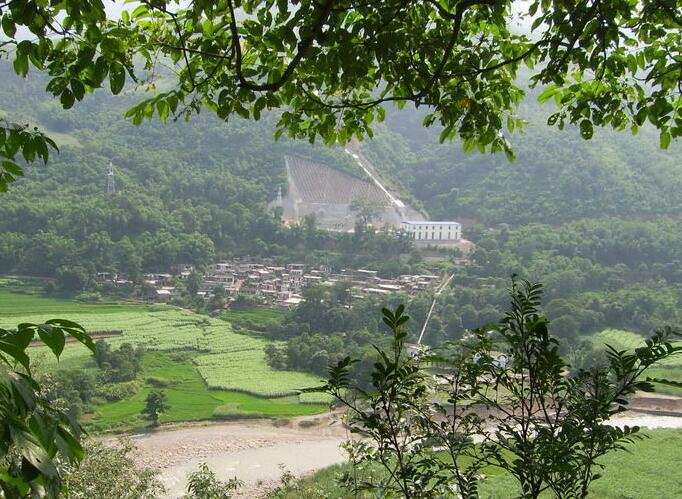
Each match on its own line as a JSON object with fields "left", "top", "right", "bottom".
{"left": 146, "top": 376, "right": 171, "bottom": 388}
{"left": 94, "top": 381, "right": 140, "bottom": 402}
{"left": 298, "top": 419, "right": 320, "bottom": 428}
{"left": 212, "top": 404, "right": 266, "bottom": 420}
{"left": 184, "top": 462, "right": 242, "bottom": 499}
{"left": 170, "top": 351, "right": 194, "bottom": 362}
{"left": 76, "top": 291, "right": 102, "bottom": 303}
{"left": 61, "top": 439, "right": 164, "bottom": 499}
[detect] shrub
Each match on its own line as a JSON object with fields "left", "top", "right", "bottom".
{"left": 184, "top": 462, "right": 242, "bottom": 499}
{"left": 146, "top": 376, "right": 171, "bottom": 388}
{"left": 94, "top": 381, "right": 140, "bottom": 402}
{"left": 212, "top": 404, "right": 266, "bottom": 420}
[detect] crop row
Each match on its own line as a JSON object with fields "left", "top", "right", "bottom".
{"left": 15, "top": 308, "right": 326, "bottom": 399}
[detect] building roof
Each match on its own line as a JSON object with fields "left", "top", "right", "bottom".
{"left": 401, "top": 220, "right": 461, "bottom": 225}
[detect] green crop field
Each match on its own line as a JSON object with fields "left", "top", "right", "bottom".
{"left": 0, "top": 288, "right": 141, "bottom": 316}
{"left": 220, "top": 307, "right": 287, "bottom": 323}
{"left": 91, "top": 352, "right": 324, "bottom": 429}
{"left": 0, "top": 290, "right": 331, "bottom": 428}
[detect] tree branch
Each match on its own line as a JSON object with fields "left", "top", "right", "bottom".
{"left": 227, "top": 0, "right": 337, "bottom": 92}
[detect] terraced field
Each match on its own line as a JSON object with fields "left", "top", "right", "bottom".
{"left": 0, "top": 290, "right": 331, "bottom": 425}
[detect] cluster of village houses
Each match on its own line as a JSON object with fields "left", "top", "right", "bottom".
{"left": 99, "top": 260, "right": 443, "bottom": 307}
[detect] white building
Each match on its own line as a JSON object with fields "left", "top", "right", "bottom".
{"left": 401, "top": 221, "right": 461, "bottom": 241}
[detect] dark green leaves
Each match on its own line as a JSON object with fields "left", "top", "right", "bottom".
{"left": 46, "top": 319, "right": 95, "bottom": 353}
{"left": 0, "top": 121, "right": 59, "bottom": 191}
{"left": 579, "top": 119, "right": 594, "bottom": 140}
{"left": 60, "top": 89, "right": 75, "bottom": 109}
{"left": 1, "top": 318, "right": 93, "bottom": 496}
{"left": 2, "top": 0, "right": 681, "bottom": 154}
{"left": 2, "top": 15, "right": 17, "bottom": 38}
{"left": 0, "top": 329, "right": 31, "bottom": 371}
{"left": 109, "top": 63, "right": 125, "bottom": 95}
{"left": 381, "top": 304, "right": 409, "bottom": 330}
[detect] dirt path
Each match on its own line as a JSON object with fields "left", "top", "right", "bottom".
{"left": 121, "top": 414, "right": 348, "bottom": 498}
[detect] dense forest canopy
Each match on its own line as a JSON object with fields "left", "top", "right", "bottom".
{"left": 366, "top": 84, "right": 682, "bottom": 225}
{"left": 0, "top": 64, "right": 400, "bottom": 276}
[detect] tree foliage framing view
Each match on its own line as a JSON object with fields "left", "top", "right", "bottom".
{"left": 0, "top": 320, "right": 94, "bottom": 497}
{"left": 1, "top": 0, "right": 681, "bottom": 189}
{"left": 1, "top": 1, "right": 682, "bottom": 497}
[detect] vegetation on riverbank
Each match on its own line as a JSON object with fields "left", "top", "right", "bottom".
{"left": 276, "top": 429, "right": 682, "bottom": 499}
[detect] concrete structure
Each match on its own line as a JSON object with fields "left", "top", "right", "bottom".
{"left": 401, "top": 221, "right": 461, "bottom": 242}
{"left": 278, "top": 156, "right": 408, "bottom": 231}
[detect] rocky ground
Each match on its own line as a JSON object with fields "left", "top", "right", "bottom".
{"left": 114, "top": 413, "right": 348, "bottom": 498}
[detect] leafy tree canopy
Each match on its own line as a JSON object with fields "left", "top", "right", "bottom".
{"left": 1, "top": 0, "right": 680, "bottom": 183}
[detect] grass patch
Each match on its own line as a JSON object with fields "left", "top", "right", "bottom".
{"left": 220, "top": 307, "right": 287, "bottom": 323}
{"left": 0, "top": 289, "right": 145, "bottom": 317}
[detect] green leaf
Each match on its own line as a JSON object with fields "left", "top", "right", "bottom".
{"left": 537, "top": 84, "right": 559, "bottom": 104}
{"left": 36, "top": 325, "right": 66, "bottom": 359}
{"left": 0, "top": 337, "right": 31, "bottom": 371}
{"left": 579, "top": 119, "right": 594, "bottom": 140}
{"left": 60, "top": 89, "right": 75, "bottom": 109}
{"left": 70, "top": 79, "right": 86, "bottom": 101}
{"left": 45, "top": 319, "right": 93, "bottom": 352}
{"left": 109, "top": 63, "right": 125, "bottom": 95}
{"left": 202, "top": 19, "right": 213, "bottom": 37}
{"left": 2, "top": 15, "right": 17, "bottom": 38}
{"left": 660, "top": 130, "right": 671, "bottom": 150}
{"left": 13, "top": 54, "right": 28, "bottom": 77}
{"left": 131, "top": 5, "right": 149, "bottom": 19}
{"left": 2, "top": 161, "right": 23, "bottom": 176}
{"left": 156, "top": 100, "right": 170, "bottom": 122}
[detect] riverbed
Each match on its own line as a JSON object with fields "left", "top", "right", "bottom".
{"left": 124, "top": 402, "right": 682, "bottom": 498}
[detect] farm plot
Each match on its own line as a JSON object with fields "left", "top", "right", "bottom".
{"left": 194, "top": 349, "right": 324, "bottom": 397}
{"left": 1, "top": 293, "right": 330, "bottom": 404}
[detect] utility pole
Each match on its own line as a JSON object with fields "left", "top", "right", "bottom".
{"left": 107, "top": 161, "right": 116, "bottom": 194}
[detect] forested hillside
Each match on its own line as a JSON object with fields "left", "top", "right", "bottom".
{"left": 2, "top": 62, "right": 681, "bottom": 342}
{"left": 364, "top": 85, "right": 682, "bottom": 225}
{"left": 0, "top": 64, "right": 380, "bottom": 277}
{"left": 357, "top": 90, "right": 682, "bottom": 346}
